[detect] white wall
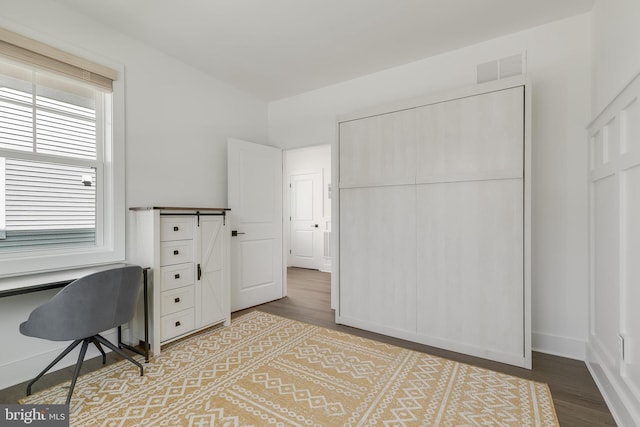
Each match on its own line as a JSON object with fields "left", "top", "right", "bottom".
{"left": 587, "top": 2, "right": 640, "bottom": 425}
{"left": 2, "top": 1, "right": 267, "bottom": 209}
{"left": 0, "top": 0, "right": 267, "bottom": 389}
{"left": 269, "top": 14, "right": 592, "bottom": 360}
{"left": 591, "top": 0, "right": 640, "bottom": 114}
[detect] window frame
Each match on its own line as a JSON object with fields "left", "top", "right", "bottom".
{"left": 0, "top": 32, "right": 125, "bottom": 278}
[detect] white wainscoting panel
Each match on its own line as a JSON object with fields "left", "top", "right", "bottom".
{"left": 587, "top": 71, "right": 640, "bottom": 426}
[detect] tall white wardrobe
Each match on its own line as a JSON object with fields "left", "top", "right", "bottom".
{"left": 335, "top": 76, "right": 531, "bottom": 368}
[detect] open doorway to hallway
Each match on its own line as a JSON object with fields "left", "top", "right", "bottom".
{"left": 284, "top": 145, "right": 331, "bottom": 273}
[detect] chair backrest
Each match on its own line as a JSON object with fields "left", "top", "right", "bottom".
{"left": 20, "top": 265, "right": 143, "bottom": 341}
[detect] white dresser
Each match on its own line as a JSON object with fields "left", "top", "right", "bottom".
{"left": 129, "top": 207, "right": 231, "bottom": 356}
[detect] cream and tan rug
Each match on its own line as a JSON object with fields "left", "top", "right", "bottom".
{"left": 22, "top": 311, "right": 559, "bottom": 426}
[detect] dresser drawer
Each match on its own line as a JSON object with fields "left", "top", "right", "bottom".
{"left": 160, "top": 217, "right": 193, "bottom": 241}
{"left": 160, "top": 263, "right": 194, "bottom": 291}
{"left": 160, "top": 240, "right": 193, "bottom": 266}
{"left": 161, "top": 308, "right": 195, "bottom": 342}
{"left": 161, "top": 286, "right": 195, "bottom": 316}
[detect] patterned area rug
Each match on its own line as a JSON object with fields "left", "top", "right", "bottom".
{"left": 21, "top": 311, "right": 559, "bottom": 426}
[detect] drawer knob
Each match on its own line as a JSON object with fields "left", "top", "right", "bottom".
{"left": 175, "top": 321, "right": 181, "bottom": 327}
{"left": 173, "top": 250, "right": 179, "bottom": 255}
{"left": 174, "top": 297, "right": 180, "bottom": 303}
{"left": 173, "top": 226, "right": 179, "bottom": 231}
{"left": 174, "top": 273, "right": 180, "bottom": 279}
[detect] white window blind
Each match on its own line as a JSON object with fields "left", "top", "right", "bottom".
{"left": 0, "top": 27, "right": 117, "bottom": 91}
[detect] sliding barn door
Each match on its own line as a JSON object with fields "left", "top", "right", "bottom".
{"left": 337, "top": 81, "right": 529, "bottom": 368}
{"left": 196, "top": 215, "right": 226, "bottom": 328}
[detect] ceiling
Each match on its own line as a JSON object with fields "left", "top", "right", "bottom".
{"left": 54, "top": 0, "right": 594, "bottom": 101}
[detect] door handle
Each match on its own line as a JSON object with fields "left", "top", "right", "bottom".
{"left": 231, "top": 230, "right": 246, "bottom": 237}
{"left": 310, "top": 224, "right": 319, "bottom": 228}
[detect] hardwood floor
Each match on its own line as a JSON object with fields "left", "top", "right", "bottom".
{"left": 1, "top": 267, "right": 616, "bottom": 426}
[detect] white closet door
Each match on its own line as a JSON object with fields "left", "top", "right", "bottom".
{"left": 339, "top": 185, "right": 416, "bottom": 333}
{"left": 416, "top": 87, "right": 523, "bottom": 182}
{"left": 415, "top": 86, "right": 526, "bottom": 366}
{"left": 339, "top": 109, "right": 416, "bottom": 187}
{"left": 416, "top": 180, "right": 523, "bottom": 361}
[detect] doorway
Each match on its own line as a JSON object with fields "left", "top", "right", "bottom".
{"left": 284, "top": 145, "right": 331, "bottom": 273}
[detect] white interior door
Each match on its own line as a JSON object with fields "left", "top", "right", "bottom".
{"left": 228, "top": 138, "right": 283, "bottom": 311}
{"left": 289, "top": 172, "right": 323, "bottom": 269}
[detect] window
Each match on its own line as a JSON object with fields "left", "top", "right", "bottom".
{"left": 0, "top": 28, "right": 124, "bottom": 277}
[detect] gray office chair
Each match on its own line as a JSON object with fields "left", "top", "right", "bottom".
{"left": 20, "top": 265, "right": 144, "bottom": 404}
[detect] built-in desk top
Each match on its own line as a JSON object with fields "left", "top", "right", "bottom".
{"left": 129, "top": 207, "right": 230, "bottom": 211}
{"left": 0, "top": 263, "right": 129, "bottom": 298}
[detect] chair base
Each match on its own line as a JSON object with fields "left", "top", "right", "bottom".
{"left": 26, "top": 334, "right": 144, "bottom": 404}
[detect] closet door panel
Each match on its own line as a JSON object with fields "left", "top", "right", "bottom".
{"left": 416, "top": 87, "right": 523, "bottom": 181}
{"left": 339, "top": 185, "right": 416, "bottom": 332}
{"left": 339, "top": 109, "right": 416, "bottom": 187}
{"left": 416, "top": 179, "right": 524, "bottom": 359}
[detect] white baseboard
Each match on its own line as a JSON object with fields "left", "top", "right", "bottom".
{"left": 586, "top": 343, "right": 640, "bottom": 427}
{"left": 532, "top": 331, "right": 586, "bottom": 360}
{"left": 0, "top": 329, "right": 119, "bottom": 391}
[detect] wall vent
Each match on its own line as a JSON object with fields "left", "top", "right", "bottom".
{"left": 477, "top": 52, "right": 526, "bottom": 84}
{"left": 477, "top": 60, "right": 498, "bottom": 83}
{"left": 500, "top": 54, "right": 524, "bottom": 78}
